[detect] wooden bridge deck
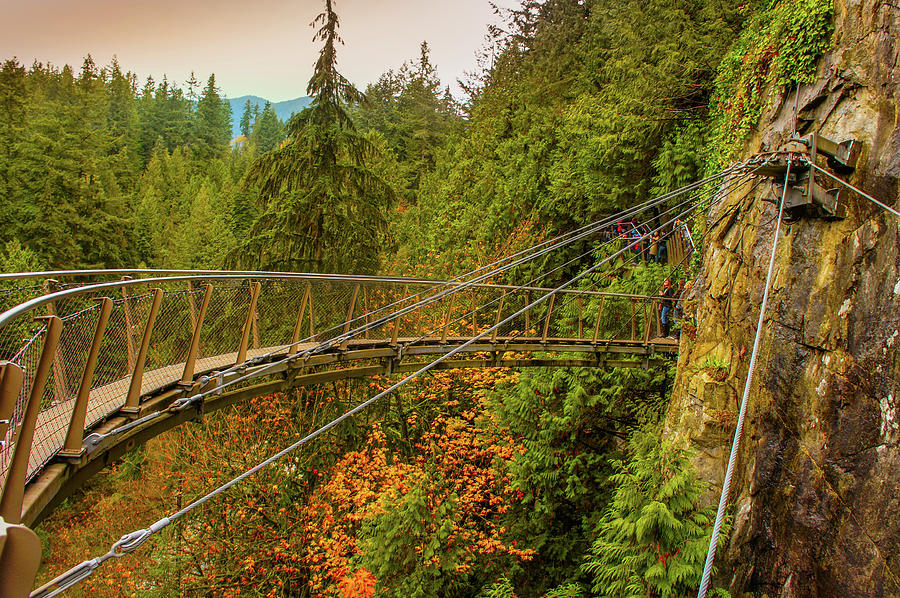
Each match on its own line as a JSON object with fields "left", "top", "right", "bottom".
{"left": 9, "top": 334, "right": 677, "bottom": 524}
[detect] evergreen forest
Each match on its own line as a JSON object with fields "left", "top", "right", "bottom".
{"left": 2, "top": 0, "right": 837, "bottom": 596}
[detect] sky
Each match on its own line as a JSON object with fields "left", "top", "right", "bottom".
{"left": 2, "top": 0, "right": 520, "bottom": 101}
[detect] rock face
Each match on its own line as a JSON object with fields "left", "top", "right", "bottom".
{"left": 664, "top": 1, "right": 900, "bottom": 596}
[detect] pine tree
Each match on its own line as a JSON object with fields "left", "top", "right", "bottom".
{"left": 240, "top": 0, "right": 393, "bottom": 273}
{"left": 185, "top": 71, "right": 200, "bottom": 104}
{"left": 239, "top": 99, "right": 253, "bottom": 137}
{"left": 192, "top": 74, "right": 231, "bottom": 160}
{"left": 105, "top": 57, "right": 141, "bottom": 190}
{"left": 250, "top": 101, "right": 284, "bottom": 152}
{"left": 396, "top": 41, "right": 456, "bottom": 197}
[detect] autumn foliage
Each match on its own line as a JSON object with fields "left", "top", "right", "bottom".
{"left": 37, "top": 366, "right": 541, "bottom": 597}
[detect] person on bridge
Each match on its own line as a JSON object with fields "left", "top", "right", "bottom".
{"left": 660, "top": 278, "right": 676, "bottom": 338}
{"left": 658, "top": 229, "right": 669, "bottom": 264}
{"left": 649, "top": 230, "right": 661, "bottom": 262}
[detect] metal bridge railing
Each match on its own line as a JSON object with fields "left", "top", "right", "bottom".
{"left": 0, "top": 270, "right": 671, "bottom": 526}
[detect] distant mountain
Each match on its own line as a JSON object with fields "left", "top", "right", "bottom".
{"left": 227, "top": 95, "right": 313, "bottom": 139}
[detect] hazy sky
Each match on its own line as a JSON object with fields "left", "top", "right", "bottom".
{"left": 2, "top": 0, "right": 520, "bottom": 101}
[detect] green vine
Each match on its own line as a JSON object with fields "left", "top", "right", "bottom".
{"left": 704, "top": 0, "right": 835, "bottom": 171}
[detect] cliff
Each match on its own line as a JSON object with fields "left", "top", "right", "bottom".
{"left": 665, "top": 1, "right": 900, "bottom": 595}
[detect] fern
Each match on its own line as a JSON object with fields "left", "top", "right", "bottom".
{"left": 582, "top": 426, "right": 730, "bottom": 598}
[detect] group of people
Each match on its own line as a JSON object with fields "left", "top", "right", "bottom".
{"left": 606, "top": 220, "right": 690, "bottom": 339}
{"left": 611, "top": 220, "right": 675, "bottom": 264}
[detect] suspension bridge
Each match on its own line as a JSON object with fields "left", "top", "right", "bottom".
{"left": 0, "top": 134, "right": 889, "bottom": 598}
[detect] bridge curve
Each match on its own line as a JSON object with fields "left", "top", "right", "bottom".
{"left": 0, "top": 270, "right": 677, "bottom": 528}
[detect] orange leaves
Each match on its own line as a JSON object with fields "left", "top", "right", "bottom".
{"left": 337, "top": 568, "right": 377, "bottom": 598}
{"left": 37, "top": 362, "right": 535, "bottom": 597}
{"left": 297, "top": 368, "right": 534, "bottom": 595}
{"left": 299, "top": 423, "right": 416, "bottom": 593}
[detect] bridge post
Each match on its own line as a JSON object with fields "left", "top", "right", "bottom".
{"left": 0, "top": 316, "right": 61, "bottom": 524}
{"left": 593, "top": 296, "right": 606, "bottom": 343}
{"left": 122, "top": 288, "right": 163, "bottom": 415}
{"left": 180, "top": 284, "right": 213, "bottom": 386}
{"left": 0, "top": 515, "right": 42, "bottom": 598}
{"left": 42, "top": 279, "right": 68, "bottom": 405}
{"left": 643, "top": 301, "right": 652, "bottom": 344}
{"left": 340, "top": 284, "right": 360, "bottom": 350}
{"left": 440, "top": 293, "right": 456, "bottom": 343}
{"left": 251, "top": 283, "right": 261, "bottom": 351}
{"left": 491, "top": 292, "right": 506, "bottom": 342}
{"left": 390, "top": 320, "right": 400, "bottom": 345}
{"left": 542, "top": 293, "right": 555, "bottom": 343}
{"left": 121, "top": 275, "right": 137, "bottom": 373}
{"left": 288, "top": 283, "right": 312, "bottom": 356}
{"left": 0, "top": 363, "right": 24, "bottom": 450}
{"left": 308, "top": 285, "right": 316, "bottom": 341}
{"left": 236, "top": 282, "right": 262, "bottom": 365}
{"left": 60, "top": 297, "right": 113, "bottom": 459}
{"left": 654, "top": 299, "right": 661, "bottom": 338}
{"left": 630, "top": 299, "right": 637, "bottom": 340}
{"left": 525, "top": 291, "right": 532, "bottom": 335}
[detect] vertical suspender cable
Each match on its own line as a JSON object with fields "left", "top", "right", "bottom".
{"left": 697, "top": 161, "right": 791, "bottom": 598}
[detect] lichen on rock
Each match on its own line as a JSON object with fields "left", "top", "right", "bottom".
{"left": 665, "top": 1, "right": 900, "bottom": 595}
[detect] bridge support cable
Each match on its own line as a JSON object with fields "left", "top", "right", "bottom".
{"left": 804, "top": 160, "right": 900, "bottom": 219}
{"left": 31, "top": 197, "right": 711, "bottom": 598}
{"left": 407, "top": 173, "right": 755, "bottom": 348}
{"left": 599, "top": 176, "right": 768, "bottom": 344}
{"left": 696, "top": 163, "right": 792, "bottom": 598}
{"left": 76, "top": 170, "right": 747, "bottom": 452}
{"left": 280, "top": 165, "right": 752, "bottom": 359}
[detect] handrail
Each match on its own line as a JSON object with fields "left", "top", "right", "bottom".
{"left": 0, "top": 269, "right": 441, "bottom": 283}
{"left": 0, "top": 273, "right": 665, "bottom": 332}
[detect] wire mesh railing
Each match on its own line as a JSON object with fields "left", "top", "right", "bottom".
{"left": 0, "top": 271, "right": 675, "bottom": 516}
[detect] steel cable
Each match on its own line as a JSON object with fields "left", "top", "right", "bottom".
{"left": 696, "top": 162, "right": 791, "bottom": 598}
{"left": 406, "top": 177, "right": 744, "bottom": 347}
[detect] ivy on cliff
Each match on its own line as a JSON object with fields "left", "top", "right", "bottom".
{"left": 704, "top": 0, "right": 835, "bottom": 170}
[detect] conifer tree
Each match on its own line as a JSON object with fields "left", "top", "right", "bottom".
{"left": 241, "top": 0, "right": 393, "bottom": 273}
{"left": 105, "top": 57, "right": 141, "bottom": 189}
{"left": 185, "top": 71, "right": 200, "bottom": 104}
{"left": 239, "top": 99, "right": 253, "bottom": 137}
{"left": 250, "top": 101, "right": 284, "bottom": 152}
{"left": 192, "top": 74, "right": 231, "bottom": 160}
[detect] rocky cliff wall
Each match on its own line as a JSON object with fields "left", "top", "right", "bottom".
{"left": 664, "top": 1, "right": 900, "bottom": 596}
